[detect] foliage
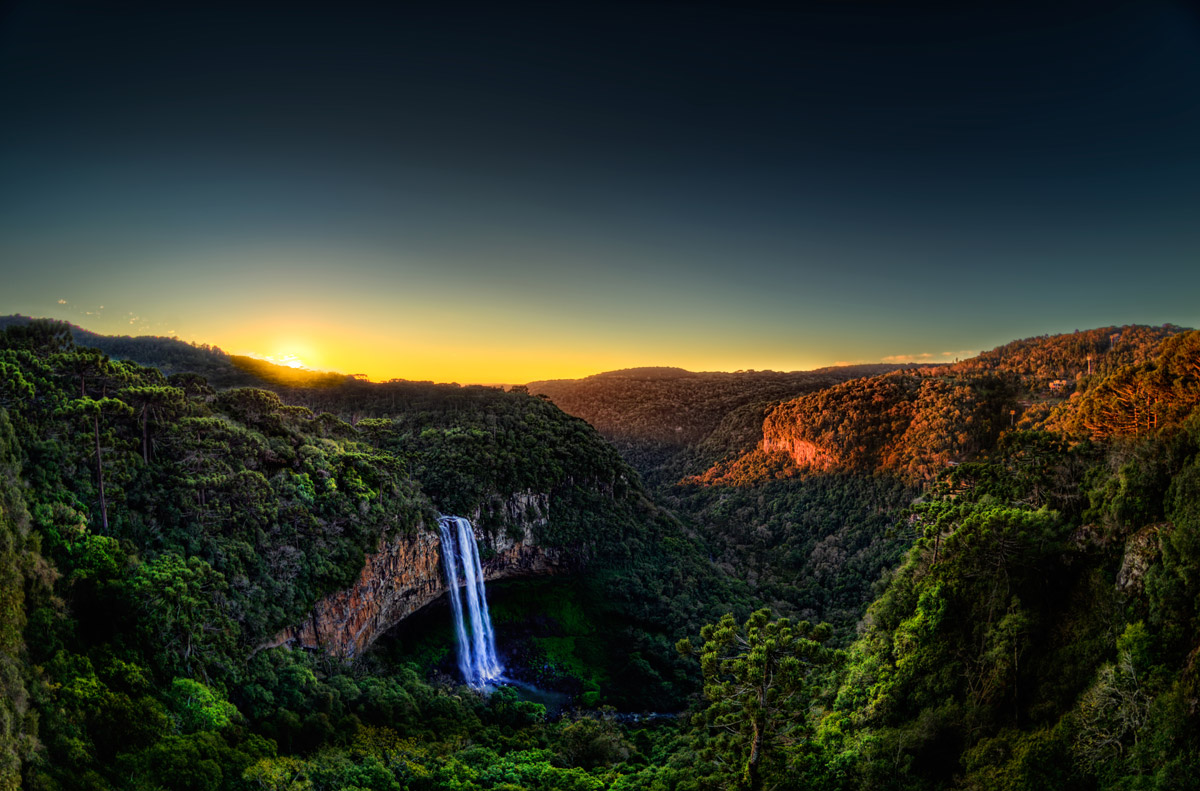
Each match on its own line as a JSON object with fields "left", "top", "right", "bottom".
{"left": 1052, "top": 330, "right": 1200, "bottom": 439}
{"left": 527, "top": 365, "right": 912, "bottom": 486}
{"left": 0, "top": 320, "right": 703, "bottom": 789}
{"left": 3, "top": 318, "right": 1200, "bottom": 790}
{"left": 0, "top": 409, "right": 40, "bottom": 791}
{"left": 678, "top": 610, "right": 835, "bottom": 791}
{"left": 949, "top": 324, "right": 1185, "bottom": 391}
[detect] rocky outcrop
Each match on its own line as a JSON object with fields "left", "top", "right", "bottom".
{"left": 268, "top": 491, "right": 569, "bottom": 658}
{"left": 760, "top": 433, "right": 837, "bottom": 469}
{"left": 760, "top": 419, "right": 838, "bottom": 471}
{"left": 1117, "top": 522, "right": 1170, "bottom": 595}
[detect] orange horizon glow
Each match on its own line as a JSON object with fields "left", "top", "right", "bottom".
{"left": 202, "top": 326, "right": 832, "bottom": 385}
{"left": 229, "top": 340, "right": 827, "bottom": 386}
{"left": 9, "top": 307, "right": 1009, "bottom": 385}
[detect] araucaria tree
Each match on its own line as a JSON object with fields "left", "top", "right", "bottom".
{"left": 679, "top": 609, "right": 835, "bottom": 791}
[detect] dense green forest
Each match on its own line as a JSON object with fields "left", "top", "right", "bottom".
{"left": 2, "top": 319, "right": 1200, "bottom": 790}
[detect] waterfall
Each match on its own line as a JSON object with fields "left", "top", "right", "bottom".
{"left": 437, "top": 516, "right": 503, "bottom": 688}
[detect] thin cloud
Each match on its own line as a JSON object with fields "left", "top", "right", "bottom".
{"left": 882, "top": 352, "right": 935, "bottom": 363}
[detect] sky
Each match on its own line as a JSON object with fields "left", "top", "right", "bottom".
{"left": 2, "top": 0, "right": 1199, "bottom": 383}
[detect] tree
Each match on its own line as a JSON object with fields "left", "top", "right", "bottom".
{"left": 57, "top": 397, "right": 133, "bottom": 531}
{"left": 678, "top": 609, "right": 835, "bottom": 791}
{"left": 166, "top": 677, "right": 239, "bottom": 734}
{"left": 51, "top": 349, "right": 111, "bottom": 398}
{"left": 129, "top": 553, "right": 235, "bottom": 679}
{"left": 119, "top": 385, "right": 185, "bottom": 463}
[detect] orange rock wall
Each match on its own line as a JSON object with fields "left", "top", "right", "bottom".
{"left": 760, "top": 415, "right": 838, "bottom": 470}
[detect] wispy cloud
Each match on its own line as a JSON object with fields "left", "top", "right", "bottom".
{"left": 57, "top": 298, "right": 67, "bottom": 304}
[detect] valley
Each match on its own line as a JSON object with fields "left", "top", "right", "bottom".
{"left": 2, "top": 318, "right": 1199, "bottom": 790}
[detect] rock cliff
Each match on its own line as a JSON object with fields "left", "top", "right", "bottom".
{"left": 759, "top": 412, "right": 838, "bottom": 471}
{"left": 269, "top": 491, "right": 569, "bottom": 658}
{"left": 1116, "top": 522, "right": 1170, "bottom": 595}
{"left": 759, "top": 430, "right": 837, "bottom": 470}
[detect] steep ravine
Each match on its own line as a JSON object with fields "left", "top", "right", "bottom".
{"left": 268, "top": 491, "right": 571, "bottom": 657}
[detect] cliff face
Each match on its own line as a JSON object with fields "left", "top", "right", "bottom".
{"left": 759, "top": 410, "right": 839, "bottom": 471}
{"left": 270, "top": 491, "right": 569, "bottom": 658}
{"left": 1117, "top": 522, "right": 1170, "bottom": 595}
{"left": 759, "top": 425, "right": 837, "bottom": 470}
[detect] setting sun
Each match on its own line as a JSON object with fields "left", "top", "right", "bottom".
{"left": 255, "top": 353, "right": 309, "bottom": 370}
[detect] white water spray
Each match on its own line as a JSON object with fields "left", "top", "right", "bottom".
{"left": 437, "top": 516, "right": 503, "bottom": 688}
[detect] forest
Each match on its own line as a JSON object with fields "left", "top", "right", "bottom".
{"left": 2, "top": 319, "right": 1199, "bottom": 790}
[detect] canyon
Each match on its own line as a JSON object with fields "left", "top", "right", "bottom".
{"left": 269, "top": 491, "right": 570, "bottom": 658}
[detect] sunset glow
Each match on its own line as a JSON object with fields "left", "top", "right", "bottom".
{"left": 2, "top": 2, "right": 1198, "bottom": 383}
{"left": 252, "top": 353, "right": 309, "bottom": 370}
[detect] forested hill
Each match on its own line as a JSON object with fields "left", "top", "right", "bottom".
{"left": 0, "top": 318, "right": 736, "bottom": 789}
{"left": 691, "top": 324, "right": 1190, "bottom": 486}
{"left": 949, "top": 323, "right": 1187, "bottom": 388}
{"left": 526, "top": 364, "right": 918, "bottom": 482}
{"left": 0, "top": 315, "right": 356, "bottom": 390}
{"left": 0, "top": 317, "right": 680, "bottom": 632}
{"left": 662, "top": 327, "right": 1200, "bottom": 790}
{"left": 526, "top": 364, "right": 917, "bottom": 448}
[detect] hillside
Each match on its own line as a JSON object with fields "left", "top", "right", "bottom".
{"left": 949, "top": 323, "right": 1186, "bottom": 390}
{"left": 690, "top": 325, "right": 1190, "bottom": 488}
{"left": 0, "top": 315, "right": 363, "bottom": 391}
{"left": 527, "top": 364, "right": 919, "bottom": 484}
{"left": 664, "top": 327, "right": 1194, "bottom": 644}
{"left": 0, "top": 319, "right": 732, "bottom": 789}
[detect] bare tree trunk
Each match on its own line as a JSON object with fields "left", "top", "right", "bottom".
{"left": 94, "top": 413, "right": 108, "bottom": 531}
{"left": 745, "top": 720, "right": 763, "bottom": 791}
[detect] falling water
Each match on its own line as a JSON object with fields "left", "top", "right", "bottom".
{"left": 437, "top": 518, "right": 471, "bottom": 684}
{"left": 437, "top": 516, "right": 503, "bottom": 688}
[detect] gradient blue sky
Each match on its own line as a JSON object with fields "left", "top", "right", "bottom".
{"left": 2, "top": 1, "right": 1198, "bottom": 382}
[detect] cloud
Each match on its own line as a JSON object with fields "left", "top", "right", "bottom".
{"left": 57, "top": 298, "right": 67, "bottom": 304}
{"left": 882, "top": 352, "right": 935, "bottom": 363}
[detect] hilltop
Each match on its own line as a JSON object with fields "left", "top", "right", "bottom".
{"left": 526, "top": 363, "right": 922, "bottom": 484}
